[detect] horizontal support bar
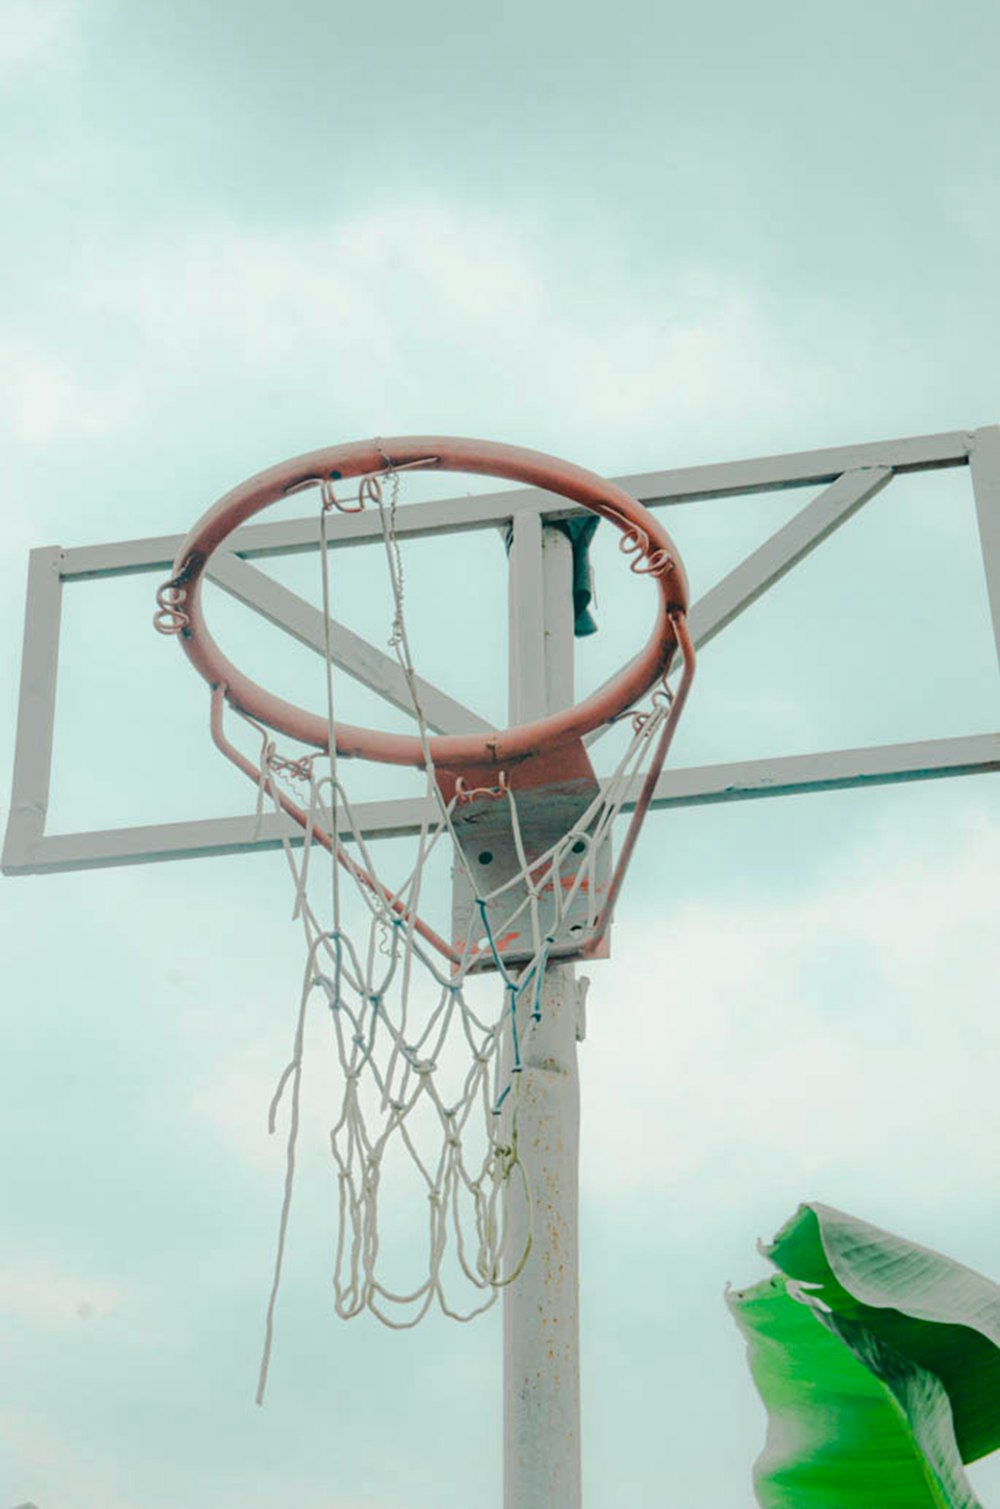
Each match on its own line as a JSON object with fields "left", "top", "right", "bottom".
{"left": 617, "top": 428, "right": 969, "bottom": 510}
{"left": 58, "top": 429, "right": 974, "bottom": 580}
{"left": 644, "top": 731, "right": 998, "bottom": 809}
{"left": 59, "top": 487, "right": 560, "bottom": 579}
{"left": 6, "top": 798, "right": 434, "bottom": 872}
{"left": 7, "top": 733, "right": 995, "bottom": 874}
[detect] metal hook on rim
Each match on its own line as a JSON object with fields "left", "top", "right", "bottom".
{"left": 455, "top": 770, "right": 509, "bottom": 804}
{"left": 322, "top": 476, "right": 367, "bottom": 513}
{"left": 359, "top": 473, "right": 385, "bottom": 508}
{"left": 153, "top": 577, "right": 190, "bottom": 635}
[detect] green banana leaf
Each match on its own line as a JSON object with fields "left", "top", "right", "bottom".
{"left": 727, "top": 1274, "right": 983, "bottom": 1509}
{"left": 764, "top": 1203, "right": 1000, "bottom": 1463}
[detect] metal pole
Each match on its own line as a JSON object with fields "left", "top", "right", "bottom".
{"left": 504, "top": 519, "right": 583, "bottom": 1509}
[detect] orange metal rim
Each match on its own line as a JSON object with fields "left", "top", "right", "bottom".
{"left": 166, "top": 436, "right": 690, "bottom": 770}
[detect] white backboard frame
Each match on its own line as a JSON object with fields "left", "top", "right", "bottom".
{"left": 3, "top": 425, "right": 998, "bottom": 878}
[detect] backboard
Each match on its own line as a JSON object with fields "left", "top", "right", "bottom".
{"left": 4, "top": 424, "right": 998, "bottom": 884}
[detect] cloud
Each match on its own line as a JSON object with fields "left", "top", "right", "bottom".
{"left": 0, "top": 340, "right": 135, "bottom": 445}
{"left": 186, "top": 806, "right": 1000, "bottom": 1259}
{"left": 0, "top": 0, "right": 82, "bottom": 77}
{"left": 579, "top": 808, "right": 1000, "bottom": 1206}
{"left": 187, "top": 1035, "right": 297, "bottom": 1177}
{"left": 0, "top": 1399, "right": 413, "bottom": 1509}
{"left": 0, "top": 1410, "right": 129, "bottom": 1509}
{"left": 80, "top": 203, "right": 822, "bottom": 458}
{"left": 0, "top": 1256, "right": 127, "bottom": 1325}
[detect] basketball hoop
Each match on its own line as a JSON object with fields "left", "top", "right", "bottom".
{"left": 158, "top": 436, "right": 689, "bottom": 768}
{"left": 153, "top": 436, "right": 695, "bottom": 1397}
{"left": 155, "top": 436, "right": 695, "bottom": 962}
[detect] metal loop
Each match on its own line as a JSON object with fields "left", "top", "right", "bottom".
{"left": 618, "top": 522, "right": 650, "bottom": 559}
{"left": 321, "top": 477, "right": 367, "bottom": 513}
{"left": 153, "top": 579, "right": 190, "bottom": 635}
{"left": 631, "top": 547, "right": 676, "bottom": 579}
{"left": 359, "top": 473, "right": 384, "bottom": 508}
{"left": 628, "top": 676, "right": 675, "bottom": 732}
{"left": 455, "top": 770, "right": 509, "bottom": 804}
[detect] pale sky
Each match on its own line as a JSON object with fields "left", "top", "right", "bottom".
{"left": 1, "top": 1, "right": 999, "bottom": 1506}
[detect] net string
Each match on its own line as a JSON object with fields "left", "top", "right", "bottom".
{"left": 251, "top": 455, "right": 675, "bottom": 1402}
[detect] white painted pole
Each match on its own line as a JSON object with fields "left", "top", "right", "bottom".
{"left": 504, "top": 520, "right": 583, "bottom": 1509}
{"left": 503, "top": 961, "right": 583, "bottom": 1508}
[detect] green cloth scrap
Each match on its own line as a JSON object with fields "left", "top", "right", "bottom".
{"left": 551, "top": 516, "right": 600, "bottom": 637}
